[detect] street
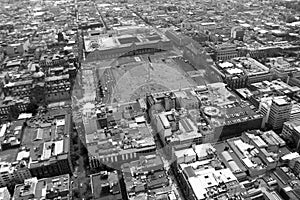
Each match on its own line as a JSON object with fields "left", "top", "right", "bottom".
{"left": 100, "top": 67, "right": 117, "bottom": 104}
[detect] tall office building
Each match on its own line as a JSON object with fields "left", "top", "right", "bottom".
{"left": 269, "top": 97, "right": 292, "bottom": 130}
{"left": 231, "top": 26, "right": 245, "bottom": 41}
{"left": 282, "top": 119, "right": 300, "bottom": 151}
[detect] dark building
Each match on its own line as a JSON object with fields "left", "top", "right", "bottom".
{"left": 90, "top": 171, "right": 123, "bottom": 200}
{"left": 23, "top": 112, "right": 73, "bottom": 178}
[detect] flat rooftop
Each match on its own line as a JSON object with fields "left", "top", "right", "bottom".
{"left": 23, "top": 112, "right": 71, "bottom": 146}
{"left": 265, "top": 57, "right": 299, "bottom": 73}
{"left": 178, "top": 161, "right": 239, "bottom": 200}
{"left": 158, "top": 110, "right": 202, "bottom": 144}
{"left": 13, "top": 174, "right": 70, "bottom": 200}
{"left": 284, "top": 119, "right": 300, "bottom": 133}
{"left": 84, "top": 33, "right": 167, "bottom": 52}
{"left": 86, "top": 124, "right": 155, "bottom": 156}
{"left": 194, "top": 83, "right": 239, "bottom": 106}
{"left": 273, "top": 97, "right": 291, "bottom": 106}
{"left": 0, "top": 148, "right": 18, "bottom": 164}
{"left": 91, "top": 171, "right": 122, "bottom": 200}
{"left": 121, "top": 154, "right": 170, "bottom": 199}
{"left": 0, "top": 119, "right": 25, "bottom": 149}
{"left": 194, "top": 83, "right": 262, "bottom": 127}
{"left": 21, "top": 109, "right": 71, "bottom": 167}
{"left": 227, "top": 137, "right": 267, "bottom": 171}
{"left": 86, "top": 102, "right": 155, "bottom": 161}
{"left": 0, "top": 96, "right": 30, "bottom": 108}
{"left": 118, "top": 36, "right": 141, "bottom": 44}
{"left": 250, "top": 80, "right": 300, "bottom": 94}
{"left": 217, "top": 57, "right": 270, "bottom": 77}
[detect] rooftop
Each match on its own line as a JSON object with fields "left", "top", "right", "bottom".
{"left": 217, "top": 57, "right": 270, "bottom": 77}
{"left": 227, "top": 137, "right": 266, "bottom": 170}
{"left": 149, "top": 83, "right": 263, "bottom": 143}
{"left": 158, "top": 110, "right": 202, "bottom": 145}
{"left": 0, "top": 119, "right": 25, "bottom": 150}
{"left": 179, "top": 160, "right": 239, "bottom": 200}
{"left": 84, "top": 32, "right": 168, "bottom": 52}
{"left": 0, "top": 187, "right": 9, "bottom": 200}
{"left": 121, "top": 154, "right": 170, "bottom": 200}
{"left": 250, "top": 80, "right": 300, "bottom": 94}
{"left": 0, "top": 96, "right": 30, "bottom": 108}
{"left": 254, "top": 95, "right": 292, "bottom": 111}
{"left": 91, "top": 171, "right": 122, "bottom": 200}
{"left": 21, "top": 109, "right": 71, "bottom": 168}
{"left": 86, "top": 102, "right": 155, "bottom": 164}
{"left": 13, "top": 174, "right": 70, "bottom": 200}
{"left": 284, "top": 119, "right": 300, "bottom": 134}
{"left": 194, "top": 83, "right": 263, "bottom": 127}
{"left": 273, "top": 96, "right": 291, "bottom": 106}
{"left": 265, "top": 57, "right": 300, "bottom": 73}
{"left": 0, "top": 148, "right": 19, "bottom": 165}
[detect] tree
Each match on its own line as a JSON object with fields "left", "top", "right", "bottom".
{"left": 73, "top": 189, "right": 80, "bottom": 198}
{"left": 8, "top": 105, "right": 19, "bottom": 120}
{"left": 7, "top": 180, "right": 18, "bottom": 195}
{"left": 80, "top": 145, "right": 88, "bottom": 156}
{"left": 26, "top": 102, "right": 38, "bottom": 115}
{"left": 74, "top": 144, "right": 79, "bottom": 152}
{"left": 286, "top": 15, "right": 297, "bottom": 23}
{"left": 72, "top": 134, "right": 78, "bottom": 145}
{"left": 71, "top": 153, "right": 80, "bottom": 167}
{"left": 58, "top": 32, "right": 64, "bottom": 42}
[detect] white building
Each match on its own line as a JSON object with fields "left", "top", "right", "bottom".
{"left": 0, "top": 187, "right": 10, "bottom": 200}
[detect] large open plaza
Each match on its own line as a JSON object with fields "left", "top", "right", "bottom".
{"left": 81, "top": 52, "right": 203, "bottom": 104}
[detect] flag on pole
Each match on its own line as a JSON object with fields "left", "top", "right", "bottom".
{"left": 148, "top": 56, "right": 154, "bottom": 70}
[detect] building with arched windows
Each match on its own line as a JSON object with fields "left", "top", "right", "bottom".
{"left": 84, "top": 33, "right": 171, "bottom": 61}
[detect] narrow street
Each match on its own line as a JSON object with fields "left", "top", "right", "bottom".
{"left": 158, "top": 150, "right": 186, "bottom": 200}
{"left": 72, "top": 133, "right": 91, "bottom": 200}
{"left": 71, "top": 106, "right": 91, "bottom": 200}
{"left": 151, "top": 126, "right": 186, "bottom": 200}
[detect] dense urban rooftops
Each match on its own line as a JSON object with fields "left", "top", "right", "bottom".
{"left": 13, "top": 174, "right": 70, "bottom": 200}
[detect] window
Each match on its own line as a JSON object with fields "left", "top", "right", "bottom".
{"left": 14, "top": 47, "right": 19, "bottom": 54}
